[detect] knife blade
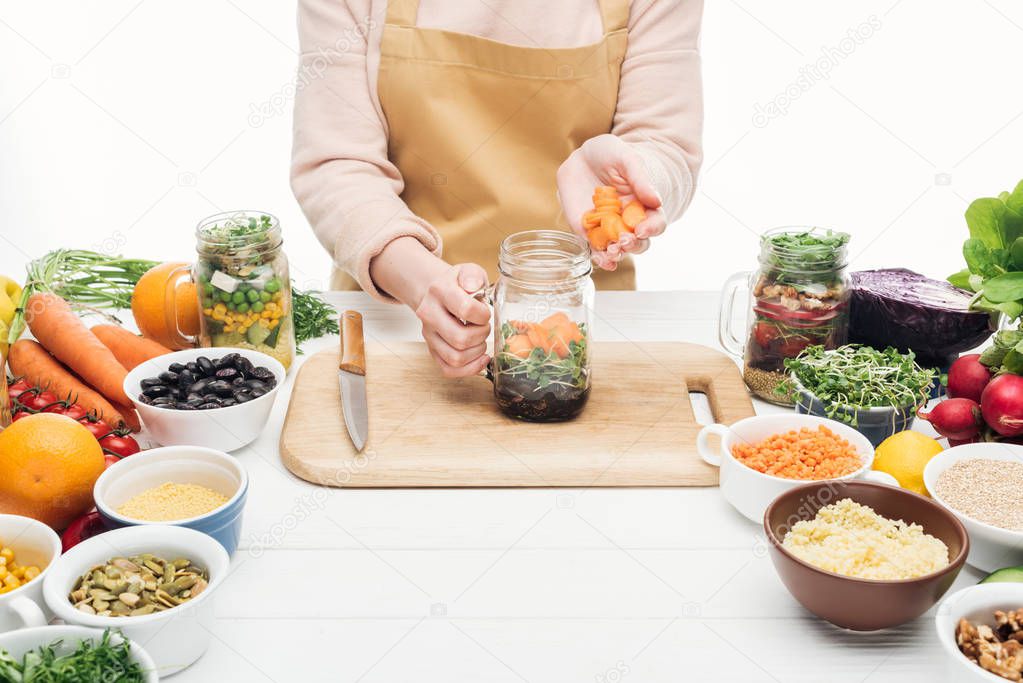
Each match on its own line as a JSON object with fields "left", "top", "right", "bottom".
{"left": 338, "top": 310, "right": 368, "bottom": 452}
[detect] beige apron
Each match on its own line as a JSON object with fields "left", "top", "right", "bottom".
{"left": 331, "top": 0, "right": 634, "bottom": 291}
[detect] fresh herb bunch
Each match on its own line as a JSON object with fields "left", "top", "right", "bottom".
{"left": 292, "top": 288, "right": 338, "bottom": 353}
{"left": 8, "top": 250, "right": 159, "bottom": 343}
{"left": 781, "top": 344, "right": 934, "bottom": 419}
{"left": 764, "top": 229, "right": 850, "bottom": 280}
{"left": 949, "top": 178, "right": 1023, "bottom": 320}
{"left": 496, "top": 321, "right": 588, "bottom": 390}
{"left": 0, "top": 629, "right": 146, "bottom": 682}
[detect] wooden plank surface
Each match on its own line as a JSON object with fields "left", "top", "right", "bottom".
{"left": 280, "top": 341, "right": 754, "bottom": 487}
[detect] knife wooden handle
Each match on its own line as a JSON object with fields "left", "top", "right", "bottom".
{"left": 339, "top": 310, "right": 366, "bottom": 376}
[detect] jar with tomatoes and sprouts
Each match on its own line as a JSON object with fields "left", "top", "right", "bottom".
{"left": 720, "top": 228, "right": 851, "bottom": 405}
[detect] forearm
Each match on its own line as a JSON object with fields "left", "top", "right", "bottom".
{"left": 612, "top": 0, "right": 704, "bottom": 221}
{"left": 369, "top": 236, "right": 449, "bottom": 307}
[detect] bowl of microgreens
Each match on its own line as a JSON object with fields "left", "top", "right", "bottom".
{"left": 782, "top": 344, "right": 936, "bottom": 447}
{"left": 0, "top": 626, "right": 157, "bottom": 682}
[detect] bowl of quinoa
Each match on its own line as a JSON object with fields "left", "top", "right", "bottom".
{"left": 93, "top": 446, "right": 248, "bottom": 555}
{"left": 764, "top": 480, "right": 968, "bottom": 631}
{"left": 924, "top": 443, "right": 1023, "bottom": 573}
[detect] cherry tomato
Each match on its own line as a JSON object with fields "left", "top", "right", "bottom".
{"left": 104, "top": 453, "right": 122, "bottom": 468}
{"left": 7, "top": 379, "right": 31, "bottom": 402}
{"left": 78, "top": 418, "right": 112, "bottom": 441}
{"left": 753, "top": 322, "right": 780, "bottom": 348}
{"left": 44, "top": 401, "right": 70, "bottom": 414}
{"left": 99, "top": 433, "right": 141, "bottom": 459}
{"left": 11, "top": 409, "right": 32, "bottom": 422}
{"left": 23, "top": 390, "right": 58, "bottom": 412}
{"left": 61, "top": 510, "right": 106, "bottom": 553}
{"left": 59, "top": 404, "right": 89, "bottom": 421}
{"left": 780, "top": 337, "right": 811, "bottom": 358}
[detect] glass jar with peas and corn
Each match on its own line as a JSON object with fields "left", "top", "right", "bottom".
{"left": 195, "top": 212, "right": 296, "bottom": 369}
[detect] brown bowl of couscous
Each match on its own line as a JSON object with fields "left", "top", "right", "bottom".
{"left": 764, "top": 480, "right": 969, "bottom": 631}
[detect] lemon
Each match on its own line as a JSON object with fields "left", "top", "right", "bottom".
{"left": 872, "top": 431, "right": 943, "bottom": 496}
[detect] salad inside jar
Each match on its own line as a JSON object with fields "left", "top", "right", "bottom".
{"left": 494, "top": 312, "right": 590, "bottom": 422}
{"left": 743, "top": 229, "right": 850, "bottom": 403}
{"left": 196, "top": 213, "right": 296, "bottom": 369}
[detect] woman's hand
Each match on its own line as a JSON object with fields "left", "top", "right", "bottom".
{"left": 557, "top": 134, "right": 666, "bottom": 270}
{"left": 370, "top": 237, "right": 492, "bottom": 378}
{"left": 414, "top": 263, "right": 492, "bottom": 378}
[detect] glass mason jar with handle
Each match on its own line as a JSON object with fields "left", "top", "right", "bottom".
{"left": 479, "top": 230, "right": 594, "bottom": 422}
{"left": 164, "top": 211, "right": 296, "bottom": 370}
{"left": 718, "top": 227, "right": 851, "bottom": 405}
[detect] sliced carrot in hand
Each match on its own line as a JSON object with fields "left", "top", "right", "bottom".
{"left": 622, "top": 200, "right": 647, "bottom": 230}
{"left": 600, "top": 213, "right": 629, "bottom": 240}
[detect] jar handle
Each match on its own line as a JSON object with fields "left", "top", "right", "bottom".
{"left": 164, "top": 264, "right": 199, "bottom": 348}
{"left": 467, "top": 284, "right": 496, "bottom": 381}
{"left": 718, "top": 271, "right": 751, "bottom": 359}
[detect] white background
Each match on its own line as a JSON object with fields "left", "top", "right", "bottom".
{"left": 3, "top": 1, "right": 1023, "bottom": 293}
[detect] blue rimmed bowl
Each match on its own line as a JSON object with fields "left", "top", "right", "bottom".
{"left": 93, "top": 445, "right": 248, "bottom": 554}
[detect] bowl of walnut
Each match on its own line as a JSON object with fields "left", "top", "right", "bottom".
{"left": 936, "top": 583, "right": 1023, "bottom": 681}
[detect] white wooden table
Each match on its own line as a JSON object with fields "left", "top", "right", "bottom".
{"left": 174, "top": 291, "right": 975, "bottom": 682}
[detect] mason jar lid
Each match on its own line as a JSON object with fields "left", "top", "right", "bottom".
{"left": 498, "top": 230, "right": 592, "bottom": 284}
{"left": 195, "top": 211, "right": 282, "bottom": 256}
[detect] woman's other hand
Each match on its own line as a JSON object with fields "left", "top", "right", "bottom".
{"left": 557, "top": 134, "right": 666, "bottom": 270}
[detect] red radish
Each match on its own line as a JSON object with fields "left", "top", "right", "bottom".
{"left": 981, "top": 374, "right": 1023, "bottom": 436}
{"left": 947, "top": 353, "right": 991, "bottom": 403}
{"left": 917, "top": 398, "right": 982, "bottom": 440}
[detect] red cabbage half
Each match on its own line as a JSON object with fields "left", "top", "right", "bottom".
{"left": 849, "top": 268, "right": 995, "bottom": 365}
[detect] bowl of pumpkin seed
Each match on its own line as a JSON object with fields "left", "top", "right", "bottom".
{"left": 43, "top": 524, "right": 230, "bottom": 677}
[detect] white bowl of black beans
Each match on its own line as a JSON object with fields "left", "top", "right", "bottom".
{"left": 124, "top": 348, "right": 286, "bottom": 451}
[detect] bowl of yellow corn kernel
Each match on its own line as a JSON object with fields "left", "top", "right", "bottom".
{"left": 0, "top": 514, "right": 61, "bottom": 633}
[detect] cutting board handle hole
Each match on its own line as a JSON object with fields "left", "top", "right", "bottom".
{"left": 688, "top": 391, "right": 713, "bottom": 426}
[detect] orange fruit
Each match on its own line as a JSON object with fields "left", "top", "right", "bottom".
{"left": 0, "top": 413, "right": 105, "bottom": 530}
{"left": 132, "top": 262, "right": 199, "bottom": 350}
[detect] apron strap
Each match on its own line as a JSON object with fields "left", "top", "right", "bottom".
{"left": 385, "top": 0, "right": 419, "bottom": 27}
{"left": 597, "top": 0, "right": 630, "bottom": 33}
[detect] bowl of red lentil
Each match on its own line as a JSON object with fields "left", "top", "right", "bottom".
{"left": 696, "top": 414, "right": 898, "bottom": 522}
{"left": 924, "top": 443, "right": 1023, "bottom": 573}
{"left": 93, "top": 446, "right": 248, "bottom": 555}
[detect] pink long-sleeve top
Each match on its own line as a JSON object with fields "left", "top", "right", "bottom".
{"left": 291, "top": 0, "right": 704, "bottom": 299}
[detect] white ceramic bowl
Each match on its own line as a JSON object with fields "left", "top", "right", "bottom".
{"left": 697, "top": 414, "right": 897, "bottom": 522}
{"left": 0, "top": 514, "right": 61, "bottom": 633}
{"left": 123, "top": 347, "right": 285, "bottom": 451}
{"left": 935, "top": 583, "right": 1023, "bottom": 682}
{"left": 924, "top": 443, "right": 1023, "bottom": 572}
{"left": 43, "top": 525, "right": 230, "bottom": 677}
{"left": 0, "top": 625, "right": 158, "bottom": 682}
{"left": 94, "top": 446, "right": 249, "bottom": 554}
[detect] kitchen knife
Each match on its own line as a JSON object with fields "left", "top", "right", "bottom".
{"left": 338, "top": 310, "right": 368, "bottom": 452}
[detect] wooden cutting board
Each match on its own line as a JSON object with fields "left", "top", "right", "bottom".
{"left": 280, "top": 342, "right": 754, "bottom": 487}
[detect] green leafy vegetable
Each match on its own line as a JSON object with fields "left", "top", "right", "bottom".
{"left": 8, "top": 250, "right": 159, "bottom": 344}
{"left": 950, "top": 179, "right": 1023, "bottom": 320}
{"left": 780, "top": 344, "right": 935, "bottom": 421}
{"left": 0, "top": 629, "right": 146, "bottom": 682}
{"left": 763, "top": 229, "right": 850, "bottom": 283}
{"left": 292, "top": 288, "right": 338, "bottom": 353}
{"left": 496, "top": 321, "right": 588, "bottom": 391}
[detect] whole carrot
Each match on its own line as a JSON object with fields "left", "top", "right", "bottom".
{"left": 24, "top": 292, "right": 131, "bottom": 405}
{"left": 8, "top": 339, "right": 133, "bottom": 430}
{"left": 91, "top": 324, "right": 172, "bottom": 371}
